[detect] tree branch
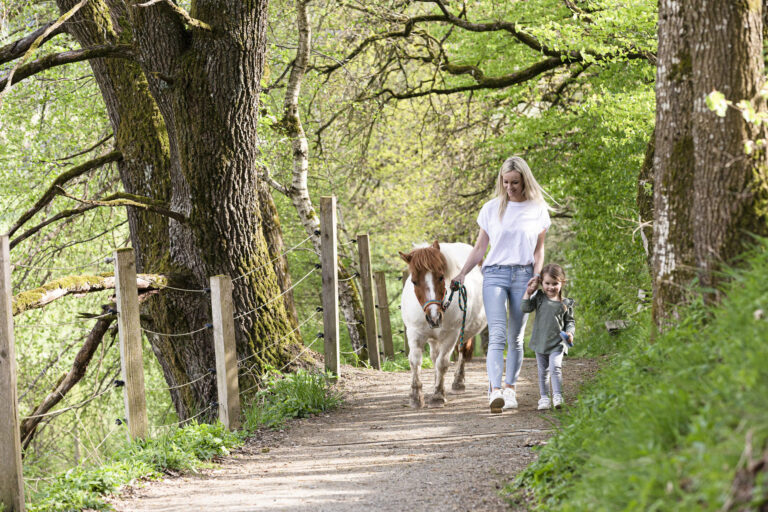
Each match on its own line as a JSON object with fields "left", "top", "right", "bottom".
{"left": 56, "top": 189, "right": 187, "bottom": 223}
{"left": 8, "top": 150, "right": 123, "bottom": 237}
{"left": 135, "top": 0, "right": 212, "bottom": 31}
{"left": 0, "top": 44, "right": 135, "bottom": 91}
{"left": 0, "top": 21, "right": 68, "bottom": 66}
{"left": 10, "top": 205, "right": 100, "bottom": 250}
{"left": 12, "top": 273, "right": 170, "bottom": 316}
{"left": 366, "top": 55, "right": 565, "bottom": 100}
{"left": 19, "top": 312, "right": 115, "bottom": 450}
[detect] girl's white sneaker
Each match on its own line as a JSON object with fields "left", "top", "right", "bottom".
{"left": 553, "top": 394, "right": 563, "bottom": 409}
{"left": 537, "top": 396, "right": 551, "bottom": 410}
{"left": 489, "top": 389, "right": 504, "bottom": 414}
{"left": 502, "top": 388, "right": 518, "bottom": 409}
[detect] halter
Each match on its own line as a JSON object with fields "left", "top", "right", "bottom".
{"left": 420, "top": 282, "right": 469, "bottom": 350}
{"left": 421, "top": 299, "right": 444, "bottom": 312}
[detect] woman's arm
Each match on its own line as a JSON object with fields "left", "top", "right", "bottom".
{"left": 532, "top": 228, "right": 547, "bottom": 279}
{"left": 452, "top": 228, "right": 489, "bottom": 284}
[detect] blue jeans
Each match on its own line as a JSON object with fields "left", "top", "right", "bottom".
{"left": 482, "top": 264, "right": 532, "bottom": 390}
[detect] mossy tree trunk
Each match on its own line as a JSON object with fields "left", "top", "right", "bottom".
{"left": 57, "top": 0, "right": 304, "bottom": 420}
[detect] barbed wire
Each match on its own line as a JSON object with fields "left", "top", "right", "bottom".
{"left": 157, "top": 369, "right": 215, "bottom": 392}
{"left": 234, "top": 266, "right": 319, "bottom": 320}
{"left": 15, "top": 311, "right": 115, "bottom": 330}
{"left": 237, "top": 309, "right": 321, "bottom": 366}
{"left": 141, "top": 323, "right": 212, "bottom": 338}
{"left": 21, "top": 382, "right": 119, "bottom": 421}
{"left": 150, "top": 282, "right": 210, "bottom": 293}
{"left": 278, "top": 333, "right": 321, "bottom": 372}
{"left": 232, "top": 235, "right": 313, "bottom": 283}
{"left": 338, "top": 272, "right": 359, "bottom": 282}
{"left": 149, "top": 403, "right": 216, "bottom": 433}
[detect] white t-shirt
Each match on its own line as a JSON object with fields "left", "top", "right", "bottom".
{"left": 477, "top": 198, "right": 551, "bottom": 267}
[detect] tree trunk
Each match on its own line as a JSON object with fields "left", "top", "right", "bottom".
{"left": 636, "top": 129, "right": 654, "bottom": 271}
{"left": 58, "top": 0, "right": 305, "bottom": 420}
{"left": 690, "top": 0, "right": 767, "bottom": 299}
{"left": 652, "top": 0, "right": 697, "bottom": 329}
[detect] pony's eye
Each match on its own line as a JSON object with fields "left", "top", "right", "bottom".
{"left": 438, "top": 276, "right": 444, "bottom": 281}
{"left": 412, "top": 280, "right": 419, "bottom": 286}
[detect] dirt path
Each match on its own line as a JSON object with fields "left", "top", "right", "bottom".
{"left": 112, "top": 357, "right": 597, "bottom": 512}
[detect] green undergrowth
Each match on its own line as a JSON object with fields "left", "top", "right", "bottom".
{"left": 380, "top": 351, "right": 434, "bottom": 372}
{"left": 512, "top": 240, "right": 768, "bottom": 510}
{"left": 242, "top": 368, "right": 342, "bottom": 429}
{"left": 26, "top": 369, "right": 341, "bottom": 511}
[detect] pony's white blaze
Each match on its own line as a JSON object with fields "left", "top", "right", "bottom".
{"left": 424, "top": 271, "right": 441, "bottom": 324}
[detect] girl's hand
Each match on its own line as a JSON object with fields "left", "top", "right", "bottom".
{"left": 525, "top": 277, "right": 539, "bottom": 295}
{"left": 451, "top": 273, "right": 465, "bottom": 286}
{"left": 567, "top": 332, "right": 574, "bottom": 344}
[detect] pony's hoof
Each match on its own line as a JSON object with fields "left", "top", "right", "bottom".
{"left": 451, "top": 381, "right": 466, "bottom": 392}
{"left": 429, "top": 395, "right": 447, "bottom": 407}
{"left": 410, "top": 396, "right": 425, "bottom": 408}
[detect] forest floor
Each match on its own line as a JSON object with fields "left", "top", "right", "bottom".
{"left": 110, "top": 356, "right": 598, "bottom": 512}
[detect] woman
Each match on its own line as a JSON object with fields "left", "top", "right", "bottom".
{"left": 452, "top": 156, "right": 550, "bottom": 413}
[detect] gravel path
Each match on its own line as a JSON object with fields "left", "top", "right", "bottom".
{"left": 112, "top": 357, "right": 598, "bottom": 512}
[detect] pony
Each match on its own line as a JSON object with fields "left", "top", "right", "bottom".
{"left": 399, "top": 240, "right": 487, "bottom": 408}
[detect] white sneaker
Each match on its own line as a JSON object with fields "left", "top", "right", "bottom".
{"left": 553, "top": 394, "right": 563, "bottom": 409}
{"left": 489, "top": 389, "right": 504, "bottom": 414}
{"left": 537, "top": 396, "right": 551, "bottom": 410}
{"left": 502, "top": 388, "right": 518, "bottom": 410}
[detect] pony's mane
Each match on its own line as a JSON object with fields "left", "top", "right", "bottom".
{"left": 409, "top": 245, "right": 447, "bottom": 273}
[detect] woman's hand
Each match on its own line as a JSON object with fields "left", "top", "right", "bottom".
{"left": 567, "top": 332, "right": 574, "bottom": 344}
{"left": 525, "top": 277, "right": 539, "bottom": 296}
{"left": 451, "top": 273, "right": 466, "bottom": 287}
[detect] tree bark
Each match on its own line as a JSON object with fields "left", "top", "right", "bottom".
{"left": 56, "top": 0, "right": 305, "bottom": 420}
{"left": 689, "top": 0, "right": 767, "bottom": 299}
{"left": 652, "top": 0, "right": 697, "bottom": 329}
{"left": 636, "top": 129, "right": 654, "bottom": 271}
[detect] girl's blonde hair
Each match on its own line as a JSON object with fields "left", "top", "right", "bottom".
{"left": 541, "top": 263, "right": 567, "bottom": 304}
{"left": 496, "top": 156, "right": 548, "bottom": 219}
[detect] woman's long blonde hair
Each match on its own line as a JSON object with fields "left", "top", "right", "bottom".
{"left": 495, "top": 156, "right": 547, "bottom": 219}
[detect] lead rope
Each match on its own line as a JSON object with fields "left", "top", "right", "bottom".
{"left": 443, "top": 281, "right": 468, "bottom": 350}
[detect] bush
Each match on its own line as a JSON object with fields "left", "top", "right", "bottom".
{"left": 512, "top": 239, "right": 768, "bottom": 511}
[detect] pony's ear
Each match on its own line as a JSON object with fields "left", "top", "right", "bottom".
{"left": 431, "top": 239, "right": 440, "bottom": 250}
{"left": 399, "top": 251, "right": 411, "bottom": 263}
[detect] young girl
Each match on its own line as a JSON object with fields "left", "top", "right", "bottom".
{"left": 521, "top": 263, "right": 574, "bottom": 410}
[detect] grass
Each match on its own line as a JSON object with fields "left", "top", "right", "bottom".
{"left": 25, "top": 368, "right": 341, "bottom": 511}
{"left": 242, "top": 368, "right": 342, "bottom": 429}
{"left": 511, "top": 239, "right": 768, "bottom": 511}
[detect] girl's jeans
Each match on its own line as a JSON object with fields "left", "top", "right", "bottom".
{"left": 536, "top": 350, "right": 564, "bottom": 397}
{"left": 482, "top": 264, "right": 532, "bottom": 390}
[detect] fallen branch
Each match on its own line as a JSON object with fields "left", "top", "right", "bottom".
{"left": 13, "top": 273, "right": 169, "bottom": 316}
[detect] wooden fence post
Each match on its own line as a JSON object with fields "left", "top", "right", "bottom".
{"left": 402, "top": 269, "right": 409, "bottom": 356}
{"left": 0, "top": 236, "right": 25, "bottom": 512}
{"left": 320, "top": 197, "right": 340, "bottom": 376}
{"left": 210, "top": 275, "right": 240, "bottom": 430}
{"left": 114, "top": 248, "right": 148, "bottom": 440}
{"left": 356, "top": 234, "right": 380, "bottom": 369}
{"left": 374, "top": 271, "right": 394, "bottom": 359}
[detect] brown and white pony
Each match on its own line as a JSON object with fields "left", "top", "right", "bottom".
{"left": 399, "top": 241, "right": 487, "bottom": 408}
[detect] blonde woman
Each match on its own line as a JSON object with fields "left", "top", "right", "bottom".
{"left": 452, "top": 156, "right": 550, "bottom": 413}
